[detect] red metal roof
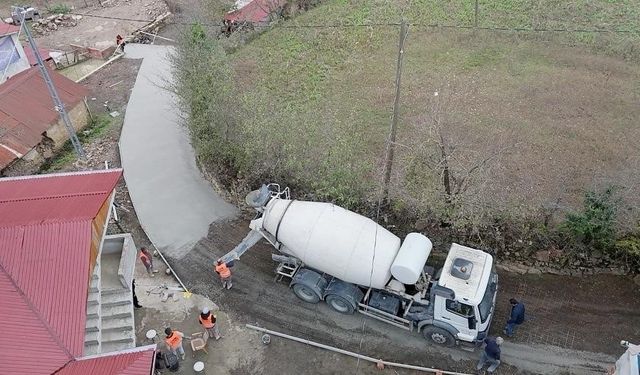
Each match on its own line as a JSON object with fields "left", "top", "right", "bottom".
{"left": 0, "top": 23, "right": 20, "bottom": 36}
{"left": 0, "top": 261, "right": 74, "bottom": 374}
{"left": 0, "top": 169, "right": 128, "bottom": 374}
{"left": 224, "top": 0, "right": 287, "bottom": 23}
{"left": 0, "top": 66, "right": 88, "bottom": 170}
{"left": 23, "top": 43, "right": 52, "bottom": 66}
{"left": 58, "top": 346, "right": 156, "bottom": 375}
{"left": 0, "top": 170, "right": 123, "bottom": 226}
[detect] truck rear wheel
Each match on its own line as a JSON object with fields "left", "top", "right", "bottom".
{"left": 292, "top": 283, "right": 320, "bottom": 303}
{"left": 325, "top": 294, "right": 355, "bottom": 314}
{"left": 422, "top": 326, "right": 455, "bottom": 347}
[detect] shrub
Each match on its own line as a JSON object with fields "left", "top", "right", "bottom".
{"left": 562, "top": 187, "right": 619, "bottom": 253}
{"left": 47, "top": 4, "right": 72, "bottom": 14}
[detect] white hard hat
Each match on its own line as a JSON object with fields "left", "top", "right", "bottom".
{"left": 202, "top": 307, "right": 210, "bottom": 314}
{"left": 496, "top": 337, "right": 504, "bottom": 345}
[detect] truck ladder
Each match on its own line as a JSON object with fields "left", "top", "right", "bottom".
{"left": 274, "top": 259, "right": 300, "bottom": 282}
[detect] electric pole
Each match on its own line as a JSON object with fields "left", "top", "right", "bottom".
{"left": 382, "top": 20, "right": 408, "bottom": 202}
{"left": 21, "top": 11, "right": 86, "bottom": 160}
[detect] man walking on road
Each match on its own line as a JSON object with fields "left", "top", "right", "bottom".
{"left": 476, "top": 336, "right": 503, "bottom": 374}
{"left": 504, "top": 298, "right": 525, "bottom": 337}
{"left": 215, "top": 259, "right": 233, "bottom": 289}
{"left": 164, "top": 327, "right": 185, "bottom": 360}
{"left": 139, "top": 247, "right": 158, "bottom": 276}
{"left": 198, "top": 307, "right": 221, "bottom": 340}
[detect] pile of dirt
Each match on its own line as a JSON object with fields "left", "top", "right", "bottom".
{"left": 31, "top": 14, "right": 83, "bottom": 34}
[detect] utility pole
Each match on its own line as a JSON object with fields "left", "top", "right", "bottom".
{"left": 21, "top": 12, "right": 86, "bottom": 160}
{"left": 382, "top": 20, "right": 408, "bottom": 201}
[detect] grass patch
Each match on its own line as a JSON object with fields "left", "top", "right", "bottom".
{"left": 46, "top": 3, "right": 72, "bottom": 14}
{"left": 39, "top": 114, "right": 112, "bottom": 173}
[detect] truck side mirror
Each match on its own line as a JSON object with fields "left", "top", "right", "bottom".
{"left": 468, "top": 316, "right": 477, "bottom": 330}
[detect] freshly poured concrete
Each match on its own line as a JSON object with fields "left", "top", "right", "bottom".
{"left": 119, "top": 44, "right": 237, "bottom": 259}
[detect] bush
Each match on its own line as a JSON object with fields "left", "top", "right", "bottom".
{"left": 47, "top": 4, "right": 72, "bottom": 14}
{"left": 562, "top": 187, "right": 619, "bottom": 253}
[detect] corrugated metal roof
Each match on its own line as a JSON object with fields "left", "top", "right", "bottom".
{"left": 0, "top": 257, "right": 74, "bottom": 375}
{"left": 0, "top": 170, "right": 134, "bottom": 374}
{"left": 0, "top": 66, "right": 88, "bottom": 170}
{"left": 58, "top": 346, "right": 156, "bottom": 375}
{"left": 0, "top": 169, "right": 122, "bottom": 226}
{"left": 0, "top": 23, "right": 20, "bottom": 36}
{"left": 224, "top": 0, "right": 287, "bottom": 23}
{"left": 23, "top": 44, "right": 52, "bottom": 66}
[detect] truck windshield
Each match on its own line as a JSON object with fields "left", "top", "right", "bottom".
{"left": 478, "top": 277, "right": 496, "bottom": 323}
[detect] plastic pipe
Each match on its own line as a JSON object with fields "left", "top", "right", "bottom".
{"left": 245, "top": 324, "right": 472, "bottom": 375}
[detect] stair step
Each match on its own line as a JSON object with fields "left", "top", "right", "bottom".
{"left": 86, "top": 303, "right": 100, "bottom": 319}
{"left": 102, "top": 339, "right": 135, "bottom": 354}
{"left": 84, "top": 341, "right": 100, "bottom": 356}
{"left": 102, "top": 304, "right": 131, "bottom": 319}
{"left": 84, "top": 330, "right": 100, "bottom": 345}
{"left": 101, "top": 329, "right": 134, "bottom": 343}
{"left": 102, "top": 288, "right": 128, "bottom": 296}
{"left": 102, "top": 315, "right": 133, "bottom": 332}
{"left": 101, "top": 291, "right": 131, "bottom": 306}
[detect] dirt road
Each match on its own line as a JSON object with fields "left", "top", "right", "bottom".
{"left": 167, "top": 218, "right": 637, "bottom": 374}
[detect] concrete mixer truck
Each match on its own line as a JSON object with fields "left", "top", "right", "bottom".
{"left": 221, "top": 184, "right": 499, "bottom": 347}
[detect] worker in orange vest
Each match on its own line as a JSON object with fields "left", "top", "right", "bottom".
{"left": 139, "top": 247, "right": 158, "bottom": 276}
{"left": 214, "top": 259, "right": 233, "bottom": 289}
{"left": 198, "top": 307, "right": 221, "bottom": 340}
{"left": 164, "top": 327, "right": 185, "bottom": 360}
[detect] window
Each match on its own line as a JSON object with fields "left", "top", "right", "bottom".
{"left": 445, "top": 299, "right": 474, "bottom": 317}
{"left": 478, "top": 277, "right": 496, "bottom": 323}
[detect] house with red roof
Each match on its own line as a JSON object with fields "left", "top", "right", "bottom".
{"left": 223, "top": 0, "right": 287, "bottom": 31}
{"left": 0, "top": 169, "right": 155, "bottom": 374}
{"left": 0, "top": 24, "right": 89, "bottom": 176}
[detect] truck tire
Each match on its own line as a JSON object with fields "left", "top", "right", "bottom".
{"left": 325, "top": 294, "right": 355, "bottom": 314}
{"left": 292, "top": 283, "right": 320, "bottom": 303}
{"left": 422, "top": 326, "right": 455, "bottom": 347}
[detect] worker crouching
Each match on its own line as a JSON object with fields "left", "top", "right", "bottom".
{"left": 199, "top": 307, "right": 222, "bottom": 340}
{"left": 164, "top": 327, "right": 185, "bottom": 360}
{"left": 215, "top": 259, "right": 233, "bottom": 289}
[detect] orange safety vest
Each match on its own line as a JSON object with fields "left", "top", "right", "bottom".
{"left": 215, "top": 263, "right": 231, "bottom": 278}
{"left": 139, "top": 251, "right": 150, "bottom": 264}
{"left": 199, "top": 314, "right": 215, "bottom": 328}
{"left": 165, "top": 331, "right": 182, "bottom": 349}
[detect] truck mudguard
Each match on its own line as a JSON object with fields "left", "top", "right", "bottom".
{"left": 417, "top": 319, "right": 460, "bottom": 338}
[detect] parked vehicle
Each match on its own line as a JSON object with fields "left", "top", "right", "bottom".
{"left": 10, "top": 5, "right": 40, "bottom": 25}
{"left": 610, "top": 341, "right": 639, "bottom": 375}
{"left": 222, "top": 184, "right": 499, "bottom": 347}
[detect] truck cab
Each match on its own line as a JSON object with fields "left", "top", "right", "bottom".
{"left": 428, "top": 244, "right": 498, "bottom": 346}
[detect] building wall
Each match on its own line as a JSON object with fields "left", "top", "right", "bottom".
{"left": 45, "top": 101, "right": 90, "bottom": 148}
{"left": 1, "top": 101, "right": 89, "bottom": 176}
{"left": 0, "top": 33, "right": 30, "bottom": 83}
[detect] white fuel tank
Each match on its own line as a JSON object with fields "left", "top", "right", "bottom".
{"left": 390, "top": 233, "right": 432, "bottom": 284}
{"left": 261, "top": 199, "right": 401, "bottom": 289}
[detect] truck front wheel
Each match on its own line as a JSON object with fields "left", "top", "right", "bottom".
{"left": 422, "top": 326, "right": 455, "bottom": 347}
{"left": 292, "top": 283, "right": 320, "bottom": 303}
{"left": 325, "top": 294, "right": 355, "bottom": 314}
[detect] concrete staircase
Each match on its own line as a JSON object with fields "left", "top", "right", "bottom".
{"left": 100, "top": 288, "right": 135, "bottom": 352}
{"left": 84, "top": 261, "right": 102, "bottom": 356}
{"left": 84, "top": 234, "right": 137, "bottom": 356}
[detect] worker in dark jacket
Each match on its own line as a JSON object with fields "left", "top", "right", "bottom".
{"left": 504, "top": 298, "right": 525, "bottom": 337}
{"left": 477, "top": 336, "right": 503, "bottom": 374}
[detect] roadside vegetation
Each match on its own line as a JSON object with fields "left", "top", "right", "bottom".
{"left": 172, "top": 0, "right": 640, "bottom": 273}
{"left": 39, "top": 114, "right": 112, "bottom": 173}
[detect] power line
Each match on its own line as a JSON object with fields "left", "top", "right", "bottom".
{"left": 68, "top": 11, "right": 640, "bottom": 35}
